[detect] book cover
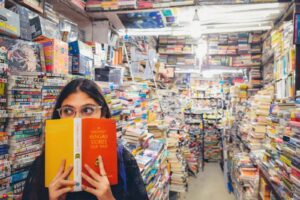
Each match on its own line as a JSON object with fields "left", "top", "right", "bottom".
{"left": 45, "top": 118, "right": 118, "bottom": 191}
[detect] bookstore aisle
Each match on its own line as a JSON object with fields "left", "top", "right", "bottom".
{"left": 184, "top": 163, "right": 234, "bottom": 200}
{"left": 1, "top": 1, "right": 300, "bottom": 200}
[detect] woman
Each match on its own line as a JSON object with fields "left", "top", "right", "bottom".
{"left": 22, "top": 79, "right": 149, "bottom": 200}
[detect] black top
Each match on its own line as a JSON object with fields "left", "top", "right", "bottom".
{"left": 22, "top": 148, "right": 149, "bottom": 200}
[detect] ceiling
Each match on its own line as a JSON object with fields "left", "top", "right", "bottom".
{"left": 88, "top": 2, "right": 290, "bottom": 36}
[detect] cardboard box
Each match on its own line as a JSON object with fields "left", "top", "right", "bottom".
{"left": 38, "top": 39, "right": 69, "bottom": 75}
{"left": 30, "top": 16, "right": 61, "bottom": 41}
{"left": 0, "top": 37, "right": 44, "bottom": 73}
{"left": 0, "top": 8, "right": 20, "bottom": 38}
{"left": 10, "top": 5, "right": 33, "bottom": 41}
{"left": 69, "top": 41, "right": 93, "bottom": 75}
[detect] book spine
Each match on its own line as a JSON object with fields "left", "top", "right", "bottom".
{"left": 73, "top": 118, "right": 82, "bottom": 191}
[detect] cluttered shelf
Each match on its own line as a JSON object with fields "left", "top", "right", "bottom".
{"left": 86, "top": 1, "right": 195, "bottom": 12}
{"left": 258, "top": 165, "right": 281, "bottom": 200}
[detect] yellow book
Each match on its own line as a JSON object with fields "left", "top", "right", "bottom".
{"left": 45, "top": 118, "right": 118, "bottom": 191}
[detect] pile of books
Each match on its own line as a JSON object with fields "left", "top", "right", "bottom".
{"left": 136, "top": 139, "right": 169, "bottom": 200}
{"left": 247, "top": 85, "right": 274, "bottom": 150}
{"left": 204, "top": 125, "right": 221, "bottom": 161}
{"left": 289, "top": 114, "right": 300, "bottom": 200}
{"left": 167, "top": 135, "right": 188, "bottom": 193}
{"left": 231, "top": 153, "right": 259, "bottom": 200}
{"left": 119, "top": 83, "right": 149, "bottom": 149}
{"left": 249, "top": 67, "right": 262, "bottom": 89}
{"left": 6, "top": 76, "right": 44, "bottom": 198}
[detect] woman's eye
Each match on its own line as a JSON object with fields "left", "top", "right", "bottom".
{"left": 82, "top": 107, "right": 95, "bottom": 115}
{"left": 63, "top": 108, "right": 74, "bottom": 116}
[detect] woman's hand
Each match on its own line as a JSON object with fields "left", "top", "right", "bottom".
{"left": 82, "top": 156, "right": 115, "bottom": 200}
{"left": 49, "top": 160, "right": 75, "bottom": 200}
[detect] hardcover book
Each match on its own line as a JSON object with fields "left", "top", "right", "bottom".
{"left": 45, "top": 118, "right": 118, "bottom": 191}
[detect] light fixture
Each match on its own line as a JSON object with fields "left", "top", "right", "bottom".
{"left": 193, "top": 9, "right": 200, "bottom": 22}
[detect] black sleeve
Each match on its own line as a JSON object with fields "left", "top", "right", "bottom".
{"left": 123, "top": 148, "right": 149, "bottom": 200}
{"left": 22, "top": 154, "right": 48, "bottom": 200}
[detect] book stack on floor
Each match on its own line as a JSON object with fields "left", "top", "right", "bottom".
{"left": 247, "top": 85, "right": 274, "bottom": 150}
{"left": 6, "top": 76, "right": 44, "bottom": 199}
{"left": 258, "top": 102, "right": 295, "bottom": 200}
{"left": 136, "top": 139, "right": 169, "bottom": 200}
{"left": 204, "top": 122, "right": 221, "bottom": 162}
{"left": 231, "top": 153, "right": 259, "bottom": 200}
{"left": 118, "top": 83, "right": 149, "bottom": 150}
{"left": 166, "top": 133, "right": 188, "bottom": 193}
{"left": 184, "top": 124, "right": 201, "bottom": 175}
{"left": 278, "top": 121, "right": 300, "bottom": 199}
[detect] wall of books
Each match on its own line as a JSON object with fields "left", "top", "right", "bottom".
{"left": 220, "top": 14, "right": 300, "bottom": 200}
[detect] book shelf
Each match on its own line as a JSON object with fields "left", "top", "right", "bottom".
{"left": 86, "top": 0, "right": 194, "bottom": 12}
{"left": 205, "top": 33, "right": 262, "bottom": 68}
{"left": 158, "top": 36, "right": 198, "bottom": 73}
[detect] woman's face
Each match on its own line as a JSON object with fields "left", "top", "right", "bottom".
{"left": 59, "top": 91, "right": 102, "bottom": 119}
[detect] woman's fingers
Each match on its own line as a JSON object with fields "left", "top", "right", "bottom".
{"left": 53, "top": 160, "right": 66, "bottom": 181}
{"left": 56, "top": 187, "right": 74, "bottom": 197}
{"left": 61, "top": 165, "right": 73, "bottom": 180}
{"left": 82, "top": 184, "right": 97, "bottom": 196}
{"left": 98, "top": 156, "right": 107, "bottom": 177}
{"left": 58, "top": 180, "right": 76, "bottom": 187}
{"left": 82, "top": 172, "right": 99, "bottom": 188}
{"left": 84, "top": 164, "right": 101, "bottom": 180}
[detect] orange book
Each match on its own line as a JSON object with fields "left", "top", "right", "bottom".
{"left": 45, "top": 118, "right": 118, "bottom": 191}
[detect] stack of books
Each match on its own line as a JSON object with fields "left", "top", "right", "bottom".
{"left": 247, "top": 85, "right": 274, "bottom": 150}
{"left": 167, "top": 135, "right": 188, "bottom": 193}
{"left": 136, "top": 139, "right": 169, "bottom": 200}
{"left": 249, "top": 67, "right": 262, "bottom": 89}
{"left": 204, "top": 127, "right": 221, "bottom": 161}
{"left": 119, "top": 83, "right": 149, "bottom": 149}
{"left": 289, "top": 113, "right": 300, "bottom": 200}
{"left": 6, "top": 76, "right": 44, "bottom": 198}
{"left": 231, "top": 153, "right": 259, "bottom": 200}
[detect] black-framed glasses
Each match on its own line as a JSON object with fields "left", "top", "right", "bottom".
{"left": 57, "top": 105, "right": 102, "bottom": 118}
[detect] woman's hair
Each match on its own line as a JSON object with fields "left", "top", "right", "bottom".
{"left": 52, "top": 78, "right": 111, "bottom": 119}
{"left": 22, "top": 79, "right": 111, "bottom": 200}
